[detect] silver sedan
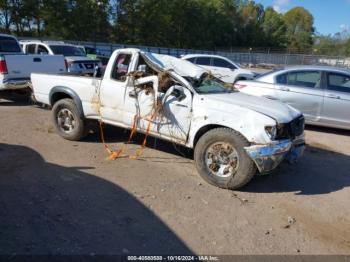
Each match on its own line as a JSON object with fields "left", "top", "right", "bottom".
{"left": 235, "top": 66, "right": 350, "bottom": 130}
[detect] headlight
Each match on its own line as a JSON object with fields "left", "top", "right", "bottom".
{"left": 265, "top": 126, "right": 277, "bottom": 140}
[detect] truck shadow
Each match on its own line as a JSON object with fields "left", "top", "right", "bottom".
{"left": 0, "top": 143, "right": 193, "bottom": 255}
{"left": 242, "top": 146, "right": 350, "bottom": 195}
{"left": 84, "top": 124, "right": 350, "bottom": 195}
{"left": 84, "top": 123, "right": 194, "bottom": 160}
{"left": 85, "top": 124, "right": 350, "bottom": 196}
{"left": 0, "top": 90, "right": 33, "bottom": 106}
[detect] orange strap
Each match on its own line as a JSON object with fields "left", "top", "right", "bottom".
{"left": 99, "top": 113, "right": 156, "bottom": 161}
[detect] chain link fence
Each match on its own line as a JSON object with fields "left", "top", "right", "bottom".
{"left": 19, "top": 37, "right": 350, "bottom": 69}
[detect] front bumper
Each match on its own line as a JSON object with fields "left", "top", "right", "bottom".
{"left": 244, "top": 136, "right": 305, "bottom": 173}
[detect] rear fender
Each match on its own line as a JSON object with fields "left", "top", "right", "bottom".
{"left": 49, "top": 86, "right": 84, "bottom": 118}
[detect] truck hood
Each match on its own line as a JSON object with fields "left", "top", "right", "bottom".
{"left": 142, "top": 52, "right": 206, "bottom": 79}
{"left": 204, "top": 92, "right": 301, "bottom": 123}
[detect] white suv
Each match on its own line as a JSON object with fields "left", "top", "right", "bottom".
{"left": 182, "top": 54, "right": 256, "bottom": 83}
{"left": 20, "top": 40, "right": 102, "bottom": 75}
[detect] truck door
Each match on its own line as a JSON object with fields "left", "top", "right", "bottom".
{"left": 156, "top": 85, "right": 192, "bottom": 142}
{"left": 99, "top": 52, "right": 134, "bottom": 123}
{"left": 124, "top": 80, "right": 192, "bottom": 143}
{"left": 123, "top": 57, "right": 192, "bottom": 142}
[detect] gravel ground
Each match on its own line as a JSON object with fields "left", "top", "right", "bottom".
{"left": 1, "top": 92, "right": 350, "bottom": 255}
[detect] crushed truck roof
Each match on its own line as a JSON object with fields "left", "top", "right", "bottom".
{"left": 142, "top": 51, "right": 207, "bottom": 79}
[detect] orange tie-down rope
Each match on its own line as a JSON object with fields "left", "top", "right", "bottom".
{"left": 99, "top": 113, "right": 156, "bottom": 160}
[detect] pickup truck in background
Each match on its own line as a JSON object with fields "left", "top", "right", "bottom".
{"left": 0, "top": 34, "right": 66, "bottom": 91}
{"left": 31, "top": 48, "right": 305, "bottom": 189}
{"left": 20, "top": 40, "right": 102, "bottom": 75}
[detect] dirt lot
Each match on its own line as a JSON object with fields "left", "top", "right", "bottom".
{"left": 1, "top": 92, "right": 350, "bottom": 255}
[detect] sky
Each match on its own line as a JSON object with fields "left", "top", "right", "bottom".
{"left": 255, "top": 0, "right": 350, "bottom": 35}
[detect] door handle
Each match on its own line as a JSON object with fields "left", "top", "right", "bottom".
{"left": 326, "top": 94, "right": 341, "bottom": 99}
{"left": 128, "top": 90, "right": 137, "bottom": 98}
{"left": 33, "top": 57, "right": 42, "bottom": 62}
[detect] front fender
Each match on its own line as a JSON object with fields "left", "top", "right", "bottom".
{"left": 186, "top": 108, "right": 275, "bottom": 148}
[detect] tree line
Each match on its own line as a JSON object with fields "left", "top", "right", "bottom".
{"left": 0, "top": 0, "right": 349, "bottom": 55}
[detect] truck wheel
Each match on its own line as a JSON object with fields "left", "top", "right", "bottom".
{"left": 194, "top": 128, "right": 256, "bottom": 190}
{"left": 52, "top": 98, "right": 86, "bottom": 141}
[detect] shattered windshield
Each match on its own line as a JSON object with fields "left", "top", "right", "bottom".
{"left": 190, "top": 74, "right": 237, "bottom": 94}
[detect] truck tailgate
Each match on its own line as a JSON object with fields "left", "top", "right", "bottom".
{"left": 4, "top": 54, "right": 66, "bottom": 79}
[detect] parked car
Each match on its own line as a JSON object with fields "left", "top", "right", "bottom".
{"left": 31, "top": 48, "right": 305, "bottom": 190}
{"left": 0, "top": 34, "right": 66, "bottom": 91}
{"left": 235, "top": 66, "right": 350, "bottom": 130}
{"left": 20, "top": 40, "right": 102, "bottom": 75}
{"left": 182, "top": 54, "right": 256, "bottom": 83}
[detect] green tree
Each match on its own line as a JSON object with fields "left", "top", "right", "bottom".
{"left": 115, "top": 0, "right": 240, "bottom": 50}
{"left": 237, "top": 0, "right": 265, "bottom": 47}
{"left": 41, "top": 0, "right": 112, "bottom": 41}
{"left": 261, "top": 7, "right": 287, "bottom": 48}
{"left": 344, "top": 38, "right": 350, "bottom": 56}
{"left": 283, "top": 7, "right": 314, "bottom": 52}
{"left": 0, "top": 0, "right": 12, "bottom": 33}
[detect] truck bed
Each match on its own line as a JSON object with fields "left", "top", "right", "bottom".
{"left": 31, "top": 73, "right": 101, "bottom": 106}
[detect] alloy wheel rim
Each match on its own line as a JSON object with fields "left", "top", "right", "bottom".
{"left": 57, "top": 108, "right": 76, "bottom": 133}
{"left": 205, "top": 142, "right": 239, "bottom": 178}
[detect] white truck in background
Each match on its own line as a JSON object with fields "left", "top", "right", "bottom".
{"left": 31, "top": 48, "right": 305, "bottom": 190}
{"left": 20, "top": 40, "right": 102, "bottom": 75}
{"left": 0, "top": 34, "right": 66, "bottom": 91}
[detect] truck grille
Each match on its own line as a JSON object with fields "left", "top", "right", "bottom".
{"left": 84, "top": 63, "right": 94, "bottom": 69}
{"left": 276, "top": 115, "right": 305, "bottom": 139}
{"left": 74, "top": 61, "right": 98, "bottom": 70}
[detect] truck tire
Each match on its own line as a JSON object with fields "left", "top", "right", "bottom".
{"left": 194, "top": 128, "right": 256, "bottom": 190}
{"left": 52, "top": 98, "right": 86, "bottom": 141}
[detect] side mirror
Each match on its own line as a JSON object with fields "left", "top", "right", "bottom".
{"left": 137, "top": 64, "right": 147, "bottom": 73}
{"left": 172, "top": 88, "right": 186, "bottom": 102}
{"left": 162, "top": 85, "right": 186, "bottom": 105}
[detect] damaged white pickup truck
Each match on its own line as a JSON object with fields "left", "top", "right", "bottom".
{"left": 31, "top": 48, "right": 305, "bottom": 189}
